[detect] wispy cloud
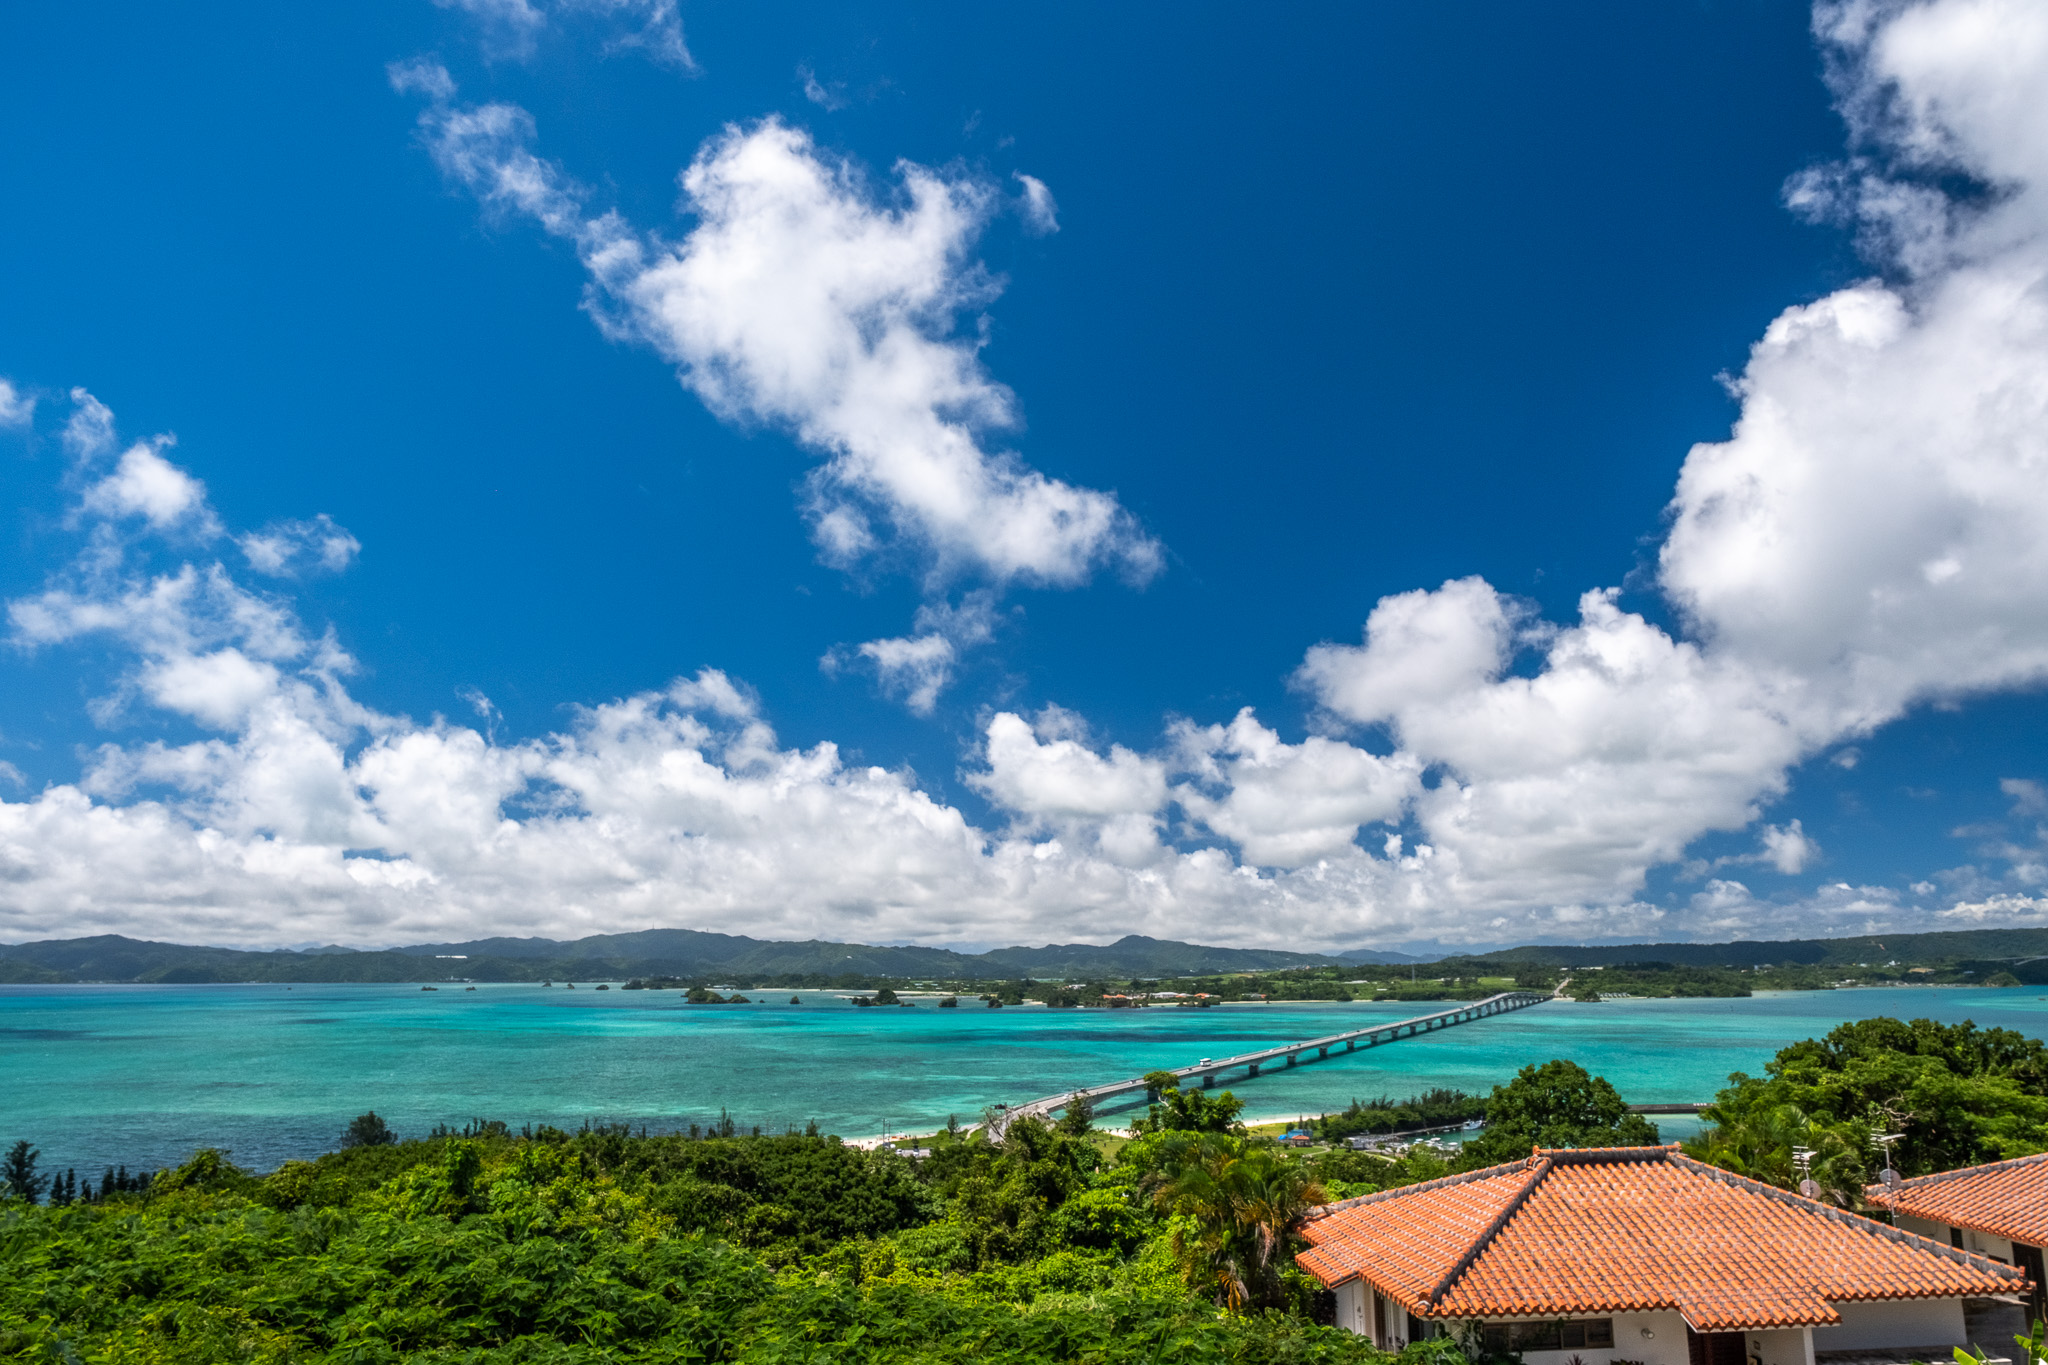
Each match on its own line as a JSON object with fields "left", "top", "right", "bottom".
{"left": 239, "top": 515, "right": 361, "bottom": 577}
{"left": 824, "top": 592, "right": 999, "bottom": 714}
{"left": 431, "top": 0, "right": 692, "bottom": 69}
{"left": 0, "top": 379, "right": 34, "bottom": 428}
{"left": 1013, "top": 173, "right": 1059, "bottom": 234}
{"left": 798, "top": 65, "right": 847, "bottom": 111}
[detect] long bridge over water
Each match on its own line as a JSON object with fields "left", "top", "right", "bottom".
{"left": 993, "top": 990, "right": 1550, "bottom": 1131}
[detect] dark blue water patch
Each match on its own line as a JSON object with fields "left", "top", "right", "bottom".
{"left": 0, "top": 1027, "right": 91, "bottom": 1040}
{"left": 283, "top": 1018, "right": 341, "bottom": 1025}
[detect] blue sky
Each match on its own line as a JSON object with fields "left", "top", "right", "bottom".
{"left": 4, "top": 0, "right": 2047, "bottom": 951}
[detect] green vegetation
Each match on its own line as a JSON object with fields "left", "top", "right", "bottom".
{"left": 1457, "top": 1061, "right": 1659, "bottom": 1166}
{"left": 340, "top": 1110, "right": 398, "bottom": 1148}
{"left": 0, "top": 958, "right": 68, "bottom": 985}
{"left": 0, "top": 1058, "right": 1687, "bottom": 1364}
{"left": 1316, "top": 1089, "right": 1487, "bottom": 1143}
{"left": 4, "top": 1141, "right": 46, "bottom": 1203}
{"left": 1688, "top": 1016, "right": 2048, "bottom": 1203}
{"left": 1131, "top": 1073, "right": 1247, "bottom": 1136}
{"left": 0, "top": 1110, "right": 1426, "bottom": 1365}
{"left": 1147, "top": 1134, "right": 1325, "bottom": 1312}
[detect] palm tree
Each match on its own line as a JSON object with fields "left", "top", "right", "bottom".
{"left": 1148, "top": 1133, "right": 1326, "bottom": 1310}
{"left": 1690, "top": 1102, "right": 1870, "bottom": 1205}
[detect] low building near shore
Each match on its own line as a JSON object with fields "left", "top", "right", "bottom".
{"left": 1865, "top": 1151, "right": 2048, "bottom": 1325}
{"left": 1296, "top": 1144, "right": 2028, "bottom": 1365}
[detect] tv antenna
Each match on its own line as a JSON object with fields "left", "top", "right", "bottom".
{"left": 1872, "top": 1131, "right": 1904, "bottom": 1187}
{"left": 1871, "top": 1130, "right": 1905, "bottom": 1222}
{"left": 1793, "top": 1146, "right": 1820, "bottom": 1200}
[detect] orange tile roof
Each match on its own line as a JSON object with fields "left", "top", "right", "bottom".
{"left": 1866, "top": 1152, "right": 2048, "bottom": 1248}
{"left": 1297, "top": 1145, "right": 2027, "bottom": 1332}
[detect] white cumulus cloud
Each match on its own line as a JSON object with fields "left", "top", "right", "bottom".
{"left": 403, "top": 93, "right": 1159, "bottom": 593}
{"left": 1171, "top": 710, "right": 1420, "bottom": 869}
{"left": 81, "top": 441, "right": 220, "bottom": 534}
{"left": 1760, "top": 819, "right": 1819, "bottom": 875}
{"left": 1290, "top": 0, "right": 2048, "bottom": 914}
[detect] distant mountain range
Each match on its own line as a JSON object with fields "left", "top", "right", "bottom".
{"left": 4, "top": 924, "right": 2047, "bottom": 986}
{"left": 1426, "top": 927, "right": 2048, "bottom": 970}
{"left": 0, "top": 931, "right": 1341, "bottom": 985}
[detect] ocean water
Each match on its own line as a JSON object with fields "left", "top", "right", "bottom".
{"left": 5, "top": 982, "right": 2048, "bottom": 1177}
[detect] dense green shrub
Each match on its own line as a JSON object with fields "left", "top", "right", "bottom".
{"left": 0, "top": 1122, "right": 1400, "bottom": 1364}
{"left": 1689, "top": 1016, "right": 2048, "bottom": 1200}
{"left": 1317, "top": 1090, "right": 1487, "bottom": 1143}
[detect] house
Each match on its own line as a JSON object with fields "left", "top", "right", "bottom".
{"left": 1866, "top": 1152, "right": 2048, "bottom": 1324}
{"left": 1296, "top": 1145, "right": 2028, "bottom": 1365}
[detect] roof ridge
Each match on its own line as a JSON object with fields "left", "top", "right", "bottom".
{"left": 1426, "top": 1155, "right": 1554, "bottom": 1306}
{"left": 1302, "top": 1155, "right": 1537, "bottom": 1221}
{"left": 1667, "top": 1152, "right": 2028, "bottom": 1286}
{"left": 1871, "top": 1150, "right": 2048, "bottom": 1195}
{"left": 1538, "top": 1143, "right": 1684, "bottom": 1163}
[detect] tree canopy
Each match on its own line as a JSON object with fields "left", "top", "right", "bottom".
{"left": 1456, "top": 1060, "right": 1660, "bottom": 1167}
{"left": 1130, "top": 1072, "right": 1247, "bottom": 1135}
{"left": 1689, "top": 1016, "right": 2048, "bottom": 1200}
{"left": 0, "top": 1114, "right": 1405, "bottom": 1364}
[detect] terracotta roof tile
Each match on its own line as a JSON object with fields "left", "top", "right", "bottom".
{"left": 1867, "top": 1152, "right": 2048, "bottom": 1248}
{"left": 1296, "top": 1145, "right": 2027, "bottom": 1332}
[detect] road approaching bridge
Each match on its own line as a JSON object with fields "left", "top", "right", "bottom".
{"left": 993, "top": 991, "right": 1550, "bottom": 1132}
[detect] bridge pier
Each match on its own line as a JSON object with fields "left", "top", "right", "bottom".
{"left": 1248, "top": 1062, "right": 1260, "bottom": 1077}
{"left": 1202, "top": 1073, "right": 1214, "bottom": 1089}
{"left": 1286, "top": 1053, "right": 1296, "bottom": 1067}
{"left": 1318, "top": 1045, "right": 1328, "bottom": 1058}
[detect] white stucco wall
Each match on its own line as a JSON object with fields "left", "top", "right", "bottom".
{"left": 1894, "top": 1214, "right": 2018, "bottom": 1263}
{"left": 1461, "top": 1310, "right": 1692, "bottom": 1365}
{"left": 1960, "top": 1228, "right": 2017, "bottom": 1261}
{"left": 1810, "top": 1298, "right": 1967, "bottom": 1353}
{"left": 1335, "top": 1281, "right": 1369, "bottom": 1338}
{"left": 1898, "top": 1214, "right": 1951, "bottom": 1244}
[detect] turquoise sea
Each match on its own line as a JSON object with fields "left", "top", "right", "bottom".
{"left": 6, "top": 983, "right": 2048, "bottom": 1177}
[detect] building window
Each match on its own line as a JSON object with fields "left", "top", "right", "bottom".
{"left": 1482, "top": 1319, "right": 1616, "bottom": 1353}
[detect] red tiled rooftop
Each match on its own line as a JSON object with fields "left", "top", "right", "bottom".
{"left": 1866, "top": 1151, "right": 2048, "bottom": 1248}
{"left": 1297, "top": 1145, "right": 2026, "bottom": 1332}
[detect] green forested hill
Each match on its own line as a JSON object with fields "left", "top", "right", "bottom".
{"left": 0, "top": 931, "right": 1344, "bottom": 985}
{"left": 8, "top": 924, "right": 2048, "bottom": 986}
{"left": 1446, "top": 927, "right": 2048, "bottom": 971}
